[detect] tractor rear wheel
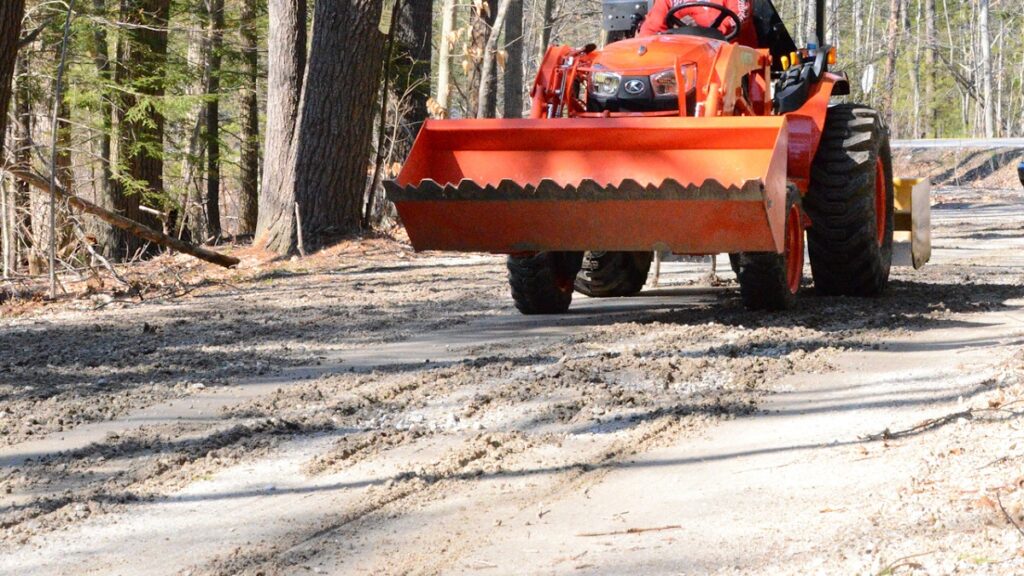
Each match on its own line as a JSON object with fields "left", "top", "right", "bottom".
{"left": 735, "top": 186, "right": 804, "bottom": 311}
{"left": 804, "top": 104, "right": 894, "bottom": 296}
{"left": 728, "top": 253, "right": 741, "bottom": 275}
{"left": 507, "top": 251, "right": 584, "bottom": 314}
{"left": 574, "top": 251, "right": 652, "bottom": 297}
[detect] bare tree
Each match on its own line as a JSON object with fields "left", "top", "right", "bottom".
{"left": 238, "top": 0, "right": 261, "bottom": 235}
{"left": 502, "top": 0, "right": 524, "bottom": 118}
{"left": 258, "top": 0, "right": 386, "bottom": 254}
{"left": 205, "top": 0, "right": 225, "bottom": 238}
{"left": 255, "top": 0, "right": 307, "bottom": 253}
{"left": 477, "top": 0, "right": 511, "bottom": 118}
{"left": 880, "top": 0, "right": 901, "bottom": 131}
{"left": 291, "top": 0, "right": 385, "bottom": 246}
{"left": 537, "top": 0, "right": 555, "bottom": 62}
{"left": 89, "top": 0, "right": 114, "bottom": 214}
{"left": 978, "top": 0, "right": 994, "bottom": 138}
{"left": 396, "top": 0, "right": 432, "bottom": 135}
{"left": 468, "top": 0, "right": 498, "bottom": 116}
{"left": 0, "top": 0, "right": 26, "bottom": 157}
{"left": 110, "top": 0, "right": 170, "bottom": 259}
{"left": 436, "top": 0, "right": 455, "bottom": 114}
{"left": 923, "top": 0, "right": 935, "bottom": 137}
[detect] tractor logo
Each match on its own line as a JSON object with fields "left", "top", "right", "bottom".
{"left": 624, "top": 80, "right": 645, "bottom": 95}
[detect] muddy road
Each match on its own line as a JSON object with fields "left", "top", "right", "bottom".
{"left": 2, "top": 190, "right": 1024, "bottom": 575}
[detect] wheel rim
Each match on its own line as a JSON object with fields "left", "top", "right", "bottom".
{"left": 874, "top": 158, "right": 886, "bottom": 246}
{"left": 785, "top": 203, "right": 804, "bottom": 295}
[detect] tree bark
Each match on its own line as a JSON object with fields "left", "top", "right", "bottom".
{"left": 436, "top": 0, "right": 455, "bottom": 114}
{"left": 923, "top": 0, "right": 934, "bottom": 137}
{"left": 910, "top": 0, "right": 922, "bottom": 137}
{"left": 291, "top": 0, "right": 385, "bottom": 248}
{"left": 205, "top": 0, "right": 224, "bottom": 238}
{"left": 111, "top": 0, "right": 169, "bottom": 260}
{"left": 502, "top": 0, "right": 524, "bottom": 118}
{"left": 880, "top": 0, "right": 901, "bottom": 131}
{"left": 468, "top": 0, "right": 497, "bottom": 117}
{"left": 538, "top": 0, "right": 555, "bottom": 63}
{"left": 395, "top": 0, "right": 432, "bottom": 150}
{"left": 254, "top": 0, "right": 307, "bottom": 253}
{"left": 179, "top": 7, "right": 208, "bottom": 241}
{"left": 477, "top": 0, "right": 511, "bottom": 118}
{"left": 237, "top": 0, "right": 261, "bottom": 235}
{"left": 89, "top": 0, "right": 114, "bottom": 221}
{"left": 0, "top": 0, "right": 26, "bottom": 157}
{"left": 12, "top": 56, "right": 32, "bottom": 270}
{"left": 978, "top": 0, "right": 994, "bottom": 138}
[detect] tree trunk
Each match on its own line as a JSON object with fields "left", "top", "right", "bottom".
{"left": 90, "top": 0, "right": 114, "bottom": 213}
{"left": 179, "top": 7, "right": 208, "bottom": 240}
{"left": 502, "top": 0, "right": 524, "bottom": 118}
{"left": 923, "top": 0, "right": 934, "bottom": 137}
{"left": 910, "top": 0, "right": 921, "bottom": 137}
{"left": 394, "top": 0, "right": 432, "bottom": 159}
{"left": 0, "top": 0, "right": 26, "bottom": 157}
{"left": 12, "top": 56, "right": 32, "bottom": 270}
{"left": 30, "top": 46, "right": 74, "bottom": 273}
{"left": 238, "top": 0, "right": 261, "bottom": 235}
{"left": 978, "top": 0, "right": 993, "bottom": 138}
{"left": 538, "top": 0, "right": 555, "bottom": 63}
{"left": 111, "top": 0, "right": 169, "bottom": 260}
{"left": 205, "top": 0, "right": 224, "bottom": 238}
{"left": 436, "top": 0, "right": 455, "bottom": 114}
{"left": 880, "top": 0, "right": 901, "bottom": 131}
{"left": 291, "top": 0, "right": 385, "bottom": 248}
{"left": 468, "top": 0, "right": 497, "bottom": 117}
{"left": 255, "top": 0, "right": 307, "bottom": 253}
{"left": 853, "top": 0, "right": 862, "bottom": 58}
{"left": 477, "top": 0, "right": 511, "bottom": 118}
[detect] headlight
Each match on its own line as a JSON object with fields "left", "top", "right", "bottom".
{"left": 589, "top": 67, "right": 621, "bottom": 97}
{"left": 649, "top": 64, "right": 697, "bottom": 96}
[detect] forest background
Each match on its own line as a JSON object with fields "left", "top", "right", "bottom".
{"left": 0, "top": 0, "right": 1020, "bottom": 276}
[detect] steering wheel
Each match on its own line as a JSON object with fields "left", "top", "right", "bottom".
{"left": 665, "top": 1, "right": 741, "bottom": 41}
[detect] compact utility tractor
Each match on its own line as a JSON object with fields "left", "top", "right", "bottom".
{"left": 386, "top": 0, "right": 929, "bottom": 313}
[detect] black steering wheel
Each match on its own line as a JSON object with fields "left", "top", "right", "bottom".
{"left": 665, "top": 1, "right": 741, "bottom": 41}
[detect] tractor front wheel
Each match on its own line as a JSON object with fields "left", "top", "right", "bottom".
{"left": 507, "top": 251, "right": 584, "bottom": 314}
{"left": 574, "top": 251, "right": 652, "bottom": 297}
{"left": 804, "top": 104, "right": 894, "bottom": 296}
{"left": 735, "top": 186, "right": 804, "bottom": 311}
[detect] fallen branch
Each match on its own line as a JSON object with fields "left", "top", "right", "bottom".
{"left": 861, "top": 409, "right": 975, "bottom": 441}
{"left": 576, "top": 524, "right": 681, "bottom": 537}
{"left": 5, "top": 166, "right": 239, "bottom": 269}
{"left": 996, "top": 492, "right": 1024, "bottom": 540}
{"left": 862, "top": 401, "right": 1024, "bottom": 442}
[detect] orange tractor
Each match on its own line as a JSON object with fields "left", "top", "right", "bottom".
{"left": 386, "top": 0, "right": 904, "bottom": 313}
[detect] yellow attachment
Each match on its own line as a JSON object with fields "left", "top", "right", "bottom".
{"left": 827, "top": 46, "right": 837, "bottom": 65}
{"left": 780, "top": 55, "right": 790, "bottom": 70}
{"left": 790, "top": 51, "right": 799, "bottom": 65}
{"left": 892, "top": 178, "right": 931, "bottom": 269}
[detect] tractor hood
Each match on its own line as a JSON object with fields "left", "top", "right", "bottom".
{"left": 589, "top": 35, "right": 723, "bottom": 76}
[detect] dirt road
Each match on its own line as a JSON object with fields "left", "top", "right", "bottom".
{"left": 2, "top": 189, "right": 1024, "bottom": 575}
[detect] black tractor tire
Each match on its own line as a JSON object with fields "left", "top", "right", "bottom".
{"left": 574, "top": 251, "right": 653, "bottom": 297}
{"left": 803, "top": 104, "right": 895, "bottom": 296}
{"left": 728, "top": 253, "right": 741, "bottom": 275}
{"left": 735, "top": 186, "right": 803, "bottom": 311}
{"left": 507, "top": 251, "right": 584, "bottom": 314}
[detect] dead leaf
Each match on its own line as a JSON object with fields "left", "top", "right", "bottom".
{"left": 976, "top": 495, "right": 998, "bottom": 511}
